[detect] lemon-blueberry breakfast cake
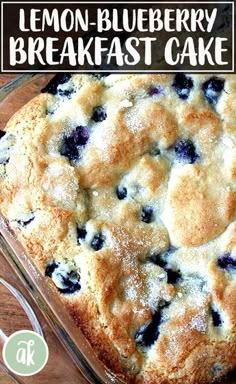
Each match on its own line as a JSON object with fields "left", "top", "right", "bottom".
{"left": 0, "top": 74, "right": 235, "bottom": 383}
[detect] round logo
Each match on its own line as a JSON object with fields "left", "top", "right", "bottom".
{"left": 2, "top": 330, "right": 49, "bottom": 376}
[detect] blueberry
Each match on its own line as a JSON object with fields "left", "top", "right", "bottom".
{"left": 172, "top": 74, "right": 194, "bottom": 100}
{"left": 58, "top": 88, "right": 74, "bottom": 98}
{"left": 91, "top": 233, "right": 105, "bottom": 251}
{"left": 211, "top": 307, "right": 222, "bottom": 327}
{"left": 141, "top": 206, "right": 154, "bottom": 223}
{"left": 58, "top": 272, "right": 81, "bottom": 294}
{"left": 72, "top": 126, "right": 89, "bottom": 146}
{"left": 149, "top": 249, "right": 181, "bottom": 284}
{"left": 77, "top": 226, "right": 87, "bottom": 244}
{"left": 149, "top": 253, "right": 168, "bottom": 269}
{"left": 45, "top": 260, "right": 59, "bottom": 278}
{"left": 149, "top": 247, "right": 176, "bottom": 267}
{"left": 60, "top": 136, "right": 79, "bottom": 161}
{"left": 202, "top": 77, "right": 225, "bottom": 105}
{"left": 60, "top": 126, "right": 89, "bottom": 161}
{"left": 166, "top": 269, "right": 182, "bottom": 284}
{"left": 0, "top": 130, "right": 6, "bottom": 139}
{"left": 45, "top": 260, "right": 81, "bottom": 295}
{"left": 92, "top": 106, "right": 107, "bottom": 122}
{"left": 174, "top": 139, "right": 199, "bottom": 164}
{"left": 116, "top": 186, "right": 127, "bottom": 200}
{"left": 41, "top": 74, "right": 72, "bottom": 95}
{"left": 17, "top": 212, "right": 35, "bottom": 227}
{"left": 135, "top": 312, "right": 162, "bottom": 347}
{"left": 217, "top": 253, "right": 236, "bottom": 270}
{"left": 148, "top": 85, "right": 164, "bottom": 97}
{"left": 135, "top": 303, "right": 169, "bottom": 347}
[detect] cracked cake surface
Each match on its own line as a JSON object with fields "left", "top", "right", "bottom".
{"left": 0, "top": 74, "right": 236, "bottom": 383}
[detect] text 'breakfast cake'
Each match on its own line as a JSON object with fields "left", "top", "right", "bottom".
{"left": 0, "top": 74, "right": 235, "bottom": 383}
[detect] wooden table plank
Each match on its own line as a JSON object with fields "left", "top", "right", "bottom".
{"left": 0, "top": 75, "right": 17, "bottom": 87}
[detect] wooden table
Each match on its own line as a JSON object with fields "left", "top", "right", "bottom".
{"left": 0, "top": 74, "right": 86, "bottom": 384}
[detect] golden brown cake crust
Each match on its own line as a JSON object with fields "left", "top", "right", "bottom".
{"left": 0, "top": 74, "right": 236, "bottom": 383}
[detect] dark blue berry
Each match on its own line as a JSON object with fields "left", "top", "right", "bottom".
{"left": 217, "top": 253, "right": 236, "bottom": 270}
{"left": 116, "top": 186, "right": 127, "bottom": 200}
{"left": 60, "top": 137, "right": 78, "bottom": 161}
{"left": 91, "top": 233, "right": 105, "bottom": 251}
{"left": 17, "top": 212, "right": 35, "bottom": 227}
{"left": 71, "top": 126, "right": 89, "bottom": 146}
{"left": 58, "top": 88, "right": 74, "bottom": 98}
{"left": 135, "top": 312, "right": 162, "bottom": 347}
{"left": 166, "top": 269, "right": 182, "bottom": 284}
{"left": 77, "top": 226, "right": 87, "bottom": 244}
{"left": 141, "top": 206, "right": 154, "bottom": 223}
{"left": 41, "top": 74, "right": 72, "bottom": 95}
{"left": 149, "top": 253, "right": 168, "bottom": 269}
{"left": 148, "top": 85, "right": 164, "bottom": 97}
{"left": 45, "top": 260, "right": 59, "bottom": 278}
{"left": 202, "top": 77, "right": 225, "bottom": 105}
{"left": 92, "top": 106, "right": 107, "bottom": 122}
{"left": 149, "top": 247, "right": 176, "bottom": 267}
{"left": 211, "top": 307, "right": 222, "bottom": 327}
{"left": 149, "top": 248, "right": 180, "bottom": 284}
{"left": 0, "top": 130, "right": 6, "bottom": 139}
{"left": 135, "top": 303, "right": 169, "bottom": 347}
{"left": 58, "top": 272, "right": 81, "bottom": 294}
{"left": 172, "top": 74, "right": 194, "bottom": 100}
{"left": 174, "top": 139, "right": 199, "bottom": 164}
{"left": 60, "top": 126, "right": 89, "bottom": 161}
{"left": 45, "top": 260, "right": 81, "bottom": 295}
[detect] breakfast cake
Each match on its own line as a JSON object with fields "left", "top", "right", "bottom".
{"left": 0, "top": 73, "right": 235, "bottom": 383}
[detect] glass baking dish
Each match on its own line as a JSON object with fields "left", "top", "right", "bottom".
{"left": 0, "top": 74, "right": 235, "bottom": 384}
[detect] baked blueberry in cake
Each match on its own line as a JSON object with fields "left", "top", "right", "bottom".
{"left": 0, "top": 74, "right": 235, "bottom": 384}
